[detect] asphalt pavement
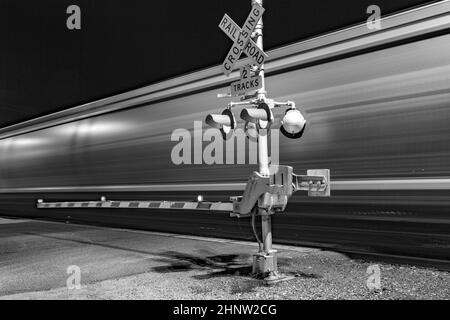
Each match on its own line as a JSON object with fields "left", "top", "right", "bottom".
{"left": 0, "top": 217, "right": 448, "bottom": 299}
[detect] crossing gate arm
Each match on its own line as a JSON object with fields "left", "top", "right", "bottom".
{"left": 37, "top": 199, "right": 234, "bottom": 212}
{"left": 36, "top": 166, "right": 330, "bottom": 216}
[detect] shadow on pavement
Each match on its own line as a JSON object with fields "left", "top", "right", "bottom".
{"left": 151, "top": 251, "right": 253, "bottom": 279}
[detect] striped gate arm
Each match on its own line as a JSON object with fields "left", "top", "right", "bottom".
{"left": 37, "top": 199, "right": 234, "bottom": 212}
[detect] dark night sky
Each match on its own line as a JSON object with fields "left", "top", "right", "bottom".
{"left": 0, "top": 0, "right": 437, "bottom": 128}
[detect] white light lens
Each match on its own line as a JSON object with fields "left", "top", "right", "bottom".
{"left": 282, "top": 109, "right": 306, "bottom": 134}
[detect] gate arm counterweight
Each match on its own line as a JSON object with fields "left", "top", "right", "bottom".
{"left": 230, "top": 166, "right": 330, "bottom": 218}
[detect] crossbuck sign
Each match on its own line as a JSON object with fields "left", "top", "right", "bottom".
{"left": 219, "top": 3, "right": 268, "bottom": 76}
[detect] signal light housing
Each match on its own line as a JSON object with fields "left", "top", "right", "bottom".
{"left": 240, "top": 102, "right": 273, "bottom": 129}
{"left": 205, "top": 109, "right": 236, "bottom": 137}
{"left": 280, "top": 108, "right": 306, "bottom": 139}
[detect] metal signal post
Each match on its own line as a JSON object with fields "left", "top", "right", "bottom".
{"left": 252, "top": 0, "right": 277, "bottom": 281}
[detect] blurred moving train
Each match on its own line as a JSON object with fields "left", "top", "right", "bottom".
{"left": 0, "top": 2, "right": 449, "bottom": 267}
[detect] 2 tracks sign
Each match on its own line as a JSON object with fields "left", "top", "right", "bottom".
{"left": 230, "top": 74, "right": 262, "bottom": 96}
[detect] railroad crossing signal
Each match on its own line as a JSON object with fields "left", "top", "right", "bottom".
{"left": 219, "top": 4, "right": 268, "bottom": 76}
{"left": 213, "top": 0, "right": 330, "bottom": 283}
{"left": 37, "top": 0, "right": 331, "bottom": 285}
